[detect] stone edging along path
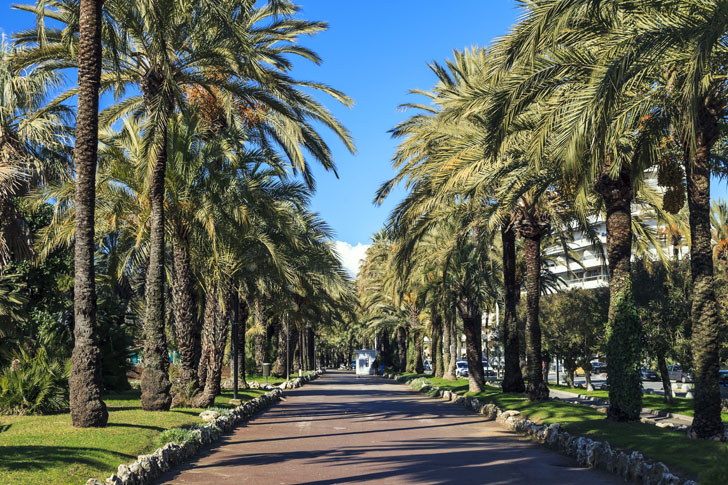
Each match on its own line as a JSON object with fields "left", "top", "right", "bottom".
{"left": 385, "top": 373, "right": 696, "bottom": 485}
{"left": 86, "top": 370, "right": 324, "bottom": 485}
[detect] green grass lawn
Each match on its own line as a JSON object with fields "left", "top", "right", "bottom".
{"left": 400, "top": 374, "right": 727, "bottom": 480}
{"left": 548, "top": 384, "right": 728, "bottom": 421}
{"left": 0, "top": 377, "right": 278, "bottom": 485}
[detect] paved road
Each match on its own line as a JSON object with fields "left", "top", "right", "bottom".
{"left": 159, "top": 371, "right": 619, "bottom": 484}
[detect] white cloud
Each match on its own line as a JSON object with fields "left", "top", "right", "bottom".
{"left": 334, "top": 241, "right": 370, "bottom": 277}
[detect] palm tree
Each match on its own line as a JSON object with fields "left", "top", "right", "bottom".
{"left": 68, "top": 0, "right": 107, "bottom": 428}
{"left": 483, "top": 0, "right": 728, "bottom": 434}
{"left": 17, "top": 0, "right": 354, "bottom": 411}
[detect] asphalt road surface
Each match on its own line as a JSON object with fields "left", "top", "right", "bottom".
{"left": 158, "top": 370, "right": 619, "bottom": 484}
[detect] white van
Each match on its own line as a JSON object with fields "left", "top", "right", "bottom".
{"left": 355, "top": 349, "right": 377, "bottom": 376}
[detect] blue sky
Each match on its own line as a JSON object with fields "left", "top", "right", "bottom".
{"left": 3, "top": 1, "right": 727, "bottom": 275}
{"left": 285, "top": 1, "right": 525, "bottom": 272}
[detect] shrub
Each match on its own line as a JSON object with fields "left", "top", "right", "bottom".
{"left": 157, "top": 426, "right": 201, "bottom": 447}
{"left": 0, "top": 347, "right": 69, "bottom": 415}
{"left": 605, "top": 281, "right": 643, "bottom": 421}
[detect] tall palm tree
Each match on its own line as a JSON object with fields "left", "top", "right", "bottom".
{"left": 68, "top": 0, "right": 107, "bottom": 428}
{"left": 483, "top": 0, "right": 727, "bottom": 434}
{"left": 16, "top": 0, "right": 354, "bottom": 411}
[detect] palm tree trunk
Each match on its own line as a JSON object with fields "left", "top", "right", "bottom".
{"left": 686, "top": 135, "right": 724, "bottom": 438}
{"left": 431, "top": 310, "right": 444, "bottom": 377}
{"left": 595, "top": 163, "right": 642, "bottom": 421}
{"left": 69, "top": 0, "right": 108, "bottom": 428}
{"left": 409, "top": 307, "right": 424, "bottom": 374}
{"left": 237, "top": 297, "right": 248, "bottom": 388}
{"left": 196, "top": 287, "right": 216, "bottom": 394}
{"left": 252, "top": 298, "right": 265, "bottom": 374}
{"left": 501, "top": 222, "right": 525, "bottom": 393}
{"left": 306, "top": 327, "right": 315, "bottom": 371}
{"left": 396, "top": 326, "right": 408, "bottom": 373}
{"left": 171, "top": 236, "right": 197, "bottom": 393}
{"left": 522, "top": 231, "right": 549, "bottom": 401}
{"left": 140, "top": 124, "right": 172, "bottom": 412}
{"left": 657, "top": 352, "right": 673, "bottom": 405}
{"left": 272, "top": 319, "right": 287, "bottom": 376}
{"left": 458, "top": 300, "right": 485, "bottom": 393}
{"left": 413, "top": 329, "right": 424, "bottom": 374}
{"left": 193, "top": 284, "right": 229, "bottom": 408}
{"left": 442, "top": 311, "right": 453, "bottom": 379}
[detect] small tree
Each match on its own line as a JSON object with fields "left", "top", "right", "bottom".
{"left": 541, "top": 288, "right": 608, "bottom": 390}
{"left": 632, "top": 259, "right": 691, "bottom": 403}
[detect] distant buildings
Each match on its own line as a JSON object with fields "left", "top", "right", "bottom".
{"left": 545, "top": 169, "right": 685, "bottom": 291}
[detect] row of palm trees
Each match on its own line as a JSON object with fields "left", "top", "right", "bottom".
{"left": 4, "top": 0, "right": 355, "bottom": 427}
{"left": 361, "top": 0, "right": 727, "bottom": 440}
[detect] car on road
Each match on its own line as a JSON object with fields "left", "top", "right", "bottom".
{"left": 591, "top": 362, "right": 606, "bottom": 374}
{"left": 575, "top": 367, "right": 586, "bottom": 376}
{"left": 423, "top": 360, "right": 432, "bottom": 372}
{"left": 667, "top": 365, "right": 692, "bottom": 383}
{"left": 640, "top": 368, "right": 660, "bottom": 381}
{"left": 455, "top": 360, "right": 469, "bottom": 378}
{"left": 483, "top": 366, "right": 497, "bottom": 379}
{"left": 719, "top": 370, "right": 728, "bottom": 387}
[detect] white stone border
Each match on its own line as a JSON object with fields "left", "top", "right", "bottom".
{"left": 86, "top": 370, "right": 324, "bottom": 485}
{"left": 385, "top": 373, "right": 696, "bottom": 485}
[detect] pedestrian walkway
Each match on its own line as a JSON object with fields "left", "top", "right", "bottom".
{"left": 158, "top": 370, "right": 619, "bottom": 484}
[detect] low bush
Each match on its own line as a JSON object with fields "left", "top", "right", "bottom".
{"left": 157, "top": 426, "right": 201, "bottom": 447}
{"left": 0, "top": 347, "right": 69, "bottom": 415}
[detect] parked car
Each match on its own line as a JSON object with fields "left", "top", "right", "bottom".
{"left": 575, "top": 367, "right": 586, "bottom": 376}
{"left": 591, "top": 362, "right": 606, "bottom": 374}
{"left": 719, "top": 370, "right": 728, "bottom": 387}
{"left": 455, "top": 360, "right": 469, "bottom": 377}
{"left": 483, "top": 366, "right": 497, "bottom": 379}
{"left": 667, "top": 365, "right": 693, "bottom": 383}
{"left": 423, "top": 360, "right": 432, "bottom": 372}
{"left": 639, "top": 368, "right": 660, "bottom": 381}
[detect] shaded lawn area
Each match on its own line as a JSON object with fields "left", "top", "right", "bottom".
{"left": 0, "top": 377, "right": 278, "bottom": 485}
{"left": 402, "top": 374, "right": 727, "bottom": 480}
{"left": 548, "top": 384, "right": 728, "bottom": 422}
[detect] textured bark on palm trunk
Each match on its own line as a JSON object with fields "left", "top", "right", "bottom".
{"left": 686, "top": 130, "right": 724, "bottom": 438}
{"left": 193, "top": 284, "right": 229, "bottom": 408}
{"left": 410, "top": 307, "right": 424, "bottom": 374}
{"left": 501, "top": 222, "right": 525, "bottom": 393}
{"left": 595, "top": 164, "right": 642, "bottom": 421}
{"left": 69, "top": 0, "right": 108, "bottom": 428}
{"left": 519, "top": 223, "right": 550, "bottom": 401}
{"left": 442, "top": 311, "right": 453, "bottom": 380}
{"left": 252, "top": 298, "right": 265, "bottom": 374}
{"left": 171, "top": 237, "right": 197, "bottom": 393}
{"left": 396, "top": 326, "right": 408, "bottom": 373}
{"left": 412, "top": 329, "right": 424, "bottom": 374}
{"left": 657, "top": 353, "right": 673, "bottom": 404}
{"left": 458, "top": 301, "right": 485, "bottom": 393}
{"left": 140, "top": 126, "right": 172, "bottom": 411}
{"left": 306, "top": 327, "right": 315, "bottom": 371}
{"left": 272, "top": 319, "right": 287, "bottom": 376}
{"left": 237, "top": 297, "right": 248, "bottom": 388}
{"left": 431, "top": 310, "right": 444, "bottom": 377}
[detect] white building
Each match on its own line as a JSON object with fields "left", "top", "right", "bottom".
{"left": 545, "top": 170, "right": 685, "bottom": 291}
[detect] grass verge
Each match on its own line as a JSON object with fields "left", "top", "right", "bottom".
{"left": 548, "top": 384, "right": 728, "bottom": 421}
{"left": 0, "top": 376, "right": 278, "bottom": 485}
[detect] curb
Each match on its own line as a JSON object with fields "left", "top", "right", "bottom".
{"left": 86, "top": 370, "right": 324, "bottom": 485}
{"left": 384, "top": 373, "right": 696, "bottom": 485}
